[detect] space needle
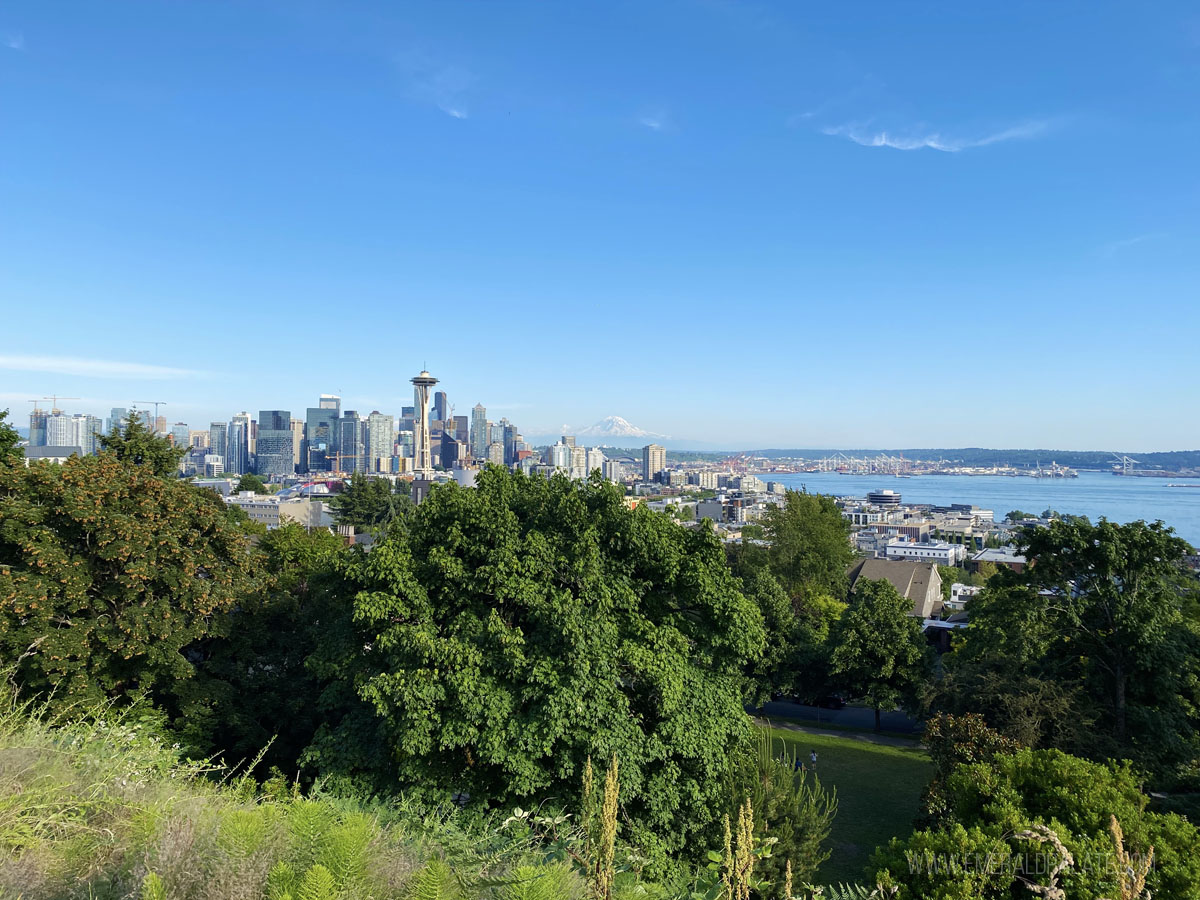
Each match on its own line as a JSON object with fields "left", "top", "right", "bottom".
{"left": 411, "top": 369, "right": 439, "bottom": 477}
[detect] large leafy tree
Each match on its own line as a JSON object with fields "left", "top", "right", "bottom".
{"left": 309, "top": 468, "right": 765, "bottom": 861}
{"left": 761, "top": 489, "right": 854, "bottom": 602}
{"left": 97, "top": 410, "right": 185, "bottom": 476}
{"left": 0, "top": 409, "right": 21, "bottom": 467}
{"left": 828, "top": 578, "right": 932, "bottom": 730}
{"left": 329, "top": 472, "right": 412, "bottom": 531}
{"left": 935, "top": 518, "right": 1200, "bottom": 774}
{"left": 0, "top": 453, "right": 260, "bottom": 709}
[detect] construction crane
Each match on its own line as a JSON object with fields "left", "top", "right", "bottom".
{"left": 135, "top": 400, "right": 168, "bottom": 421}
{"left": 1110, "top": 454, "right": 1139, "bottom": 475}
{"left": 42, "top": 395, "right": 80, "bottom": 413}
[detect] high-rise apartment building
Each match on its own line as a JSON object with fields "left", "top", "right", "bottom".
{"left": 548, "top": 440, "right": 571, "bottom": 470}
{"left": 586, "top": 447, "right": 606, "bottom": 477}
{"left": 602, "top": 459, "right": 623, "bottom": 482}
{"left": 486, "top": 442, "right": 505, "bottom": 466}
{"left": 107, "top": 408, "right": 128, "bottom": 435}
{"left": 470, "top": 403, "right": 487, "bottom": 459}
{"left": 169, "top": 423, "right": 190, "bottom": 448}
{"left": 367, "top": 411, "right": 394, "bottom": 473}
{"left": 642, "top": 444, "right": 666, "bottom": 482}
{"left": 256, "top": 410, "right": 294, "bottom": 479}
{"left": 28, "top": 407, "right": 48, "bottom": 447}
{"left": 411, "top": 370, "right": 439, "bottom": 477}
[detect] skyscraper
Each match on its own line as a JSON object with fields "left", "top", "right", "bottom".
{"left": 107, "top": 407, "right": 128, "bottom": 435}
{"left": 305, "top": 396, "right": 341, "bottom": 473}
{"left": 256, "top": 410, "right": 294, "bottom": 479}
{"left": 228, "top": 413, "right": 251, "bottom": 475}
{"left": 433, "top": 390, "right": 449, "bottom": 424}
{"left": 28, "top": 407, "right": 48, "bottom": 447}
{"left": 642, "top": 444, "right": 666, "bottom": 482}
{"left": 338, "top": 411, "right": 366, "bottom": 473}
{"left": 367, "top": 411, "right": 394, "bottom": 473}
{"left": 470, "top": 403, "right": 487, "bottom": 459}
{"left": 411, "top": 370, "right": 439, "bottom": 476}
{"left": 209, "top": 422, "right": 228, "bottom": 462}
{"left": 170, "top": 423, "right": 190, "bottom": 447}
{"left": 290, "top": 418, "right": 304, "bottom": 472}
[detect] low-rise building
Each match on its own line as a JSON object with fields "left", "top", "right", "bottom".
{"left": 886, "top": 539, "right": 965, "bottom": 566}
{"left": 847, "top": 558, "right": 944, "bottom": 619}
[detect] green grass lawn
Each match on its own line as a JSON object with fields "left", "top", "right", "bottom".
{"left": 765, "top": 726, "right": 932, "bottom": 885}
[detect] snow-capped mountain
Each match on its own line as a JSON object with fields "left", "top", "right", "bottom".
{"left": 575, "top": 416, "right": 669, "bottom": 440}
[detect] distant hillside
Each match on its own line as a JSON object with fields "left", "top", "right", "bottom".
{"left": 753, "top": 448, "right": 1200, "bottom": 469}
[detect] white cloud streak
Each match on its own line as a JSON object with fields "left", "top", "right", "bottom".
{"left": 1101, "top": 232, "right": 1167, "bottom": 255}
{"left": 395, "top": 49, "right": 473, "bottom": 119}
{"left": 821, "top": 119, "right": 1051, "bottom": 152}
{"left": 0, "top": 355, "right": 204, "bottom": 379}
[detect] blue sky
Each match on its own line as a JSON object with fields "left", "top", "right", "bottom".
{"left": 1, "top": 1, "right": 1198, "bottom": 449}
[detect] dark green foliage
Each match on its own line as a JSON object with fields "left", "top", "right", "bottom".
{"left": 97, "top": 410, "right": 185, "bottom": 476}
{"left": 762, "top": 490, "right": 854, "bottom": 602}
{"left": 184, "top": 523, "right": 348, "bottom": 770}
{"left": 0, "top": 454, "right": 261, "bottom": 710}
{"left": 729, "top": 728, "right": 837, "bottom": 892}
{"left": 308, "top": 468, "right": 766, "bottom": 863}
{"left": 934, "top": 518, "right": 1200, "bottom": 776}
{"left": 829, "top": 579, "right": 932, "bottom": 730}
{"left": 329, "top": 472, "right": 412, "bottom": 531}
{"left": 0, "top": 409, "right": 21, "bottom": 466}
{"left": 236, "top": 473, "right": 270, "bottom": 494}
{"left": 916, "top": 713, "right": 1021, "bottom": 827}
{"left": 874, "top": 748, "right": 1200, "bottom": 899}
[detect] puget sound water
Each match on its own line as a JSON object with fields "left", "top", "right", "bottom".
{"left": 758, "top": 469, "right": 1200, "bottom": 546}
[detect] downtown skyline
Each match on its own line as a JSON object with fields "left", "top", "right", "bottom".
{"left": 2, "top": 2, "right": 1199, "bottom": 449}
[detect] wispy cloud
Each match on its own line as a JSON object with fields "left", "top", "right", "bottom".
{"left": 1101, "top": 232, "right": 1167, "bottom": 255}
{"left": 3, "top": 32, "right": 23, "bottom": 51}
{"left": 637, "top": 108, "right": 676, "bottom": 133}
{"left": 0, "top": 355, "right": 204, "bottom": 379}
{"left": 821, "top": 119, "right": 1052, "bottom": 152}
{"left": 395, "top": 49, "right": 473, "bottom": 119}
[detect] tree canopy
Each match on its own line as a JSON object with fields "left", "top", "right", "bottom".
{"left": 0, "top": 410, "right": 21, "bottom": 467}
{"left": 761, "top": 489, "right": 854, "bottom": 602}
{"left": 328, "top": 472, "right": 412, "bottom": 531}
{"left": 97, "top": 410, "right": 185, "bottom": 477}
{"left": 934, "top": 517, "right": 1200, "bottom": 774}
{"left": 0, "top": 453, "right": 260, "bottom": 710}
{"left": 307, "top": 468, "right": 766, "bottom": 861}
{"left": 828, "top": 578, "right": 932, "bottom": 730}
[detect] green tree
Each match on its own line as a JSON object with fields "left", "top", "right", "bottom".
{"left": 762, "top": 490, "right": 854, "bottom": 601}
{"left": 875, "top": 748, "right": 1200, "bottom": 899}
{"left": 938, "top": 518, "right": 1200, "bottom": 774}
{"left": 306, "top": 468, "right": 765, "bottom": 863}
{"left": 0, "top": 409, "right": 21, "bottom": 467}
{"left": 184, "top": 523, "right": 347, "bottom": 769}
{"left": 828, "top": 579, "right": 932, "bottom": 730}
{"left": 236, "top": 472, "right": 269, "bottom": 494}
{"left": 917, "top": 713, "right": 1021, "bottom": 826}
{"left": 329, "top": 472, "right": 412, "bottom": 531}
{"left": 0, "top": 454, "right": 261, "bottom": 710}
{"left": 97, "top": 410, "right": 185, "bottom": 477}
{"left": 728, "top": 729, "right": 838, "bottom": 892}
